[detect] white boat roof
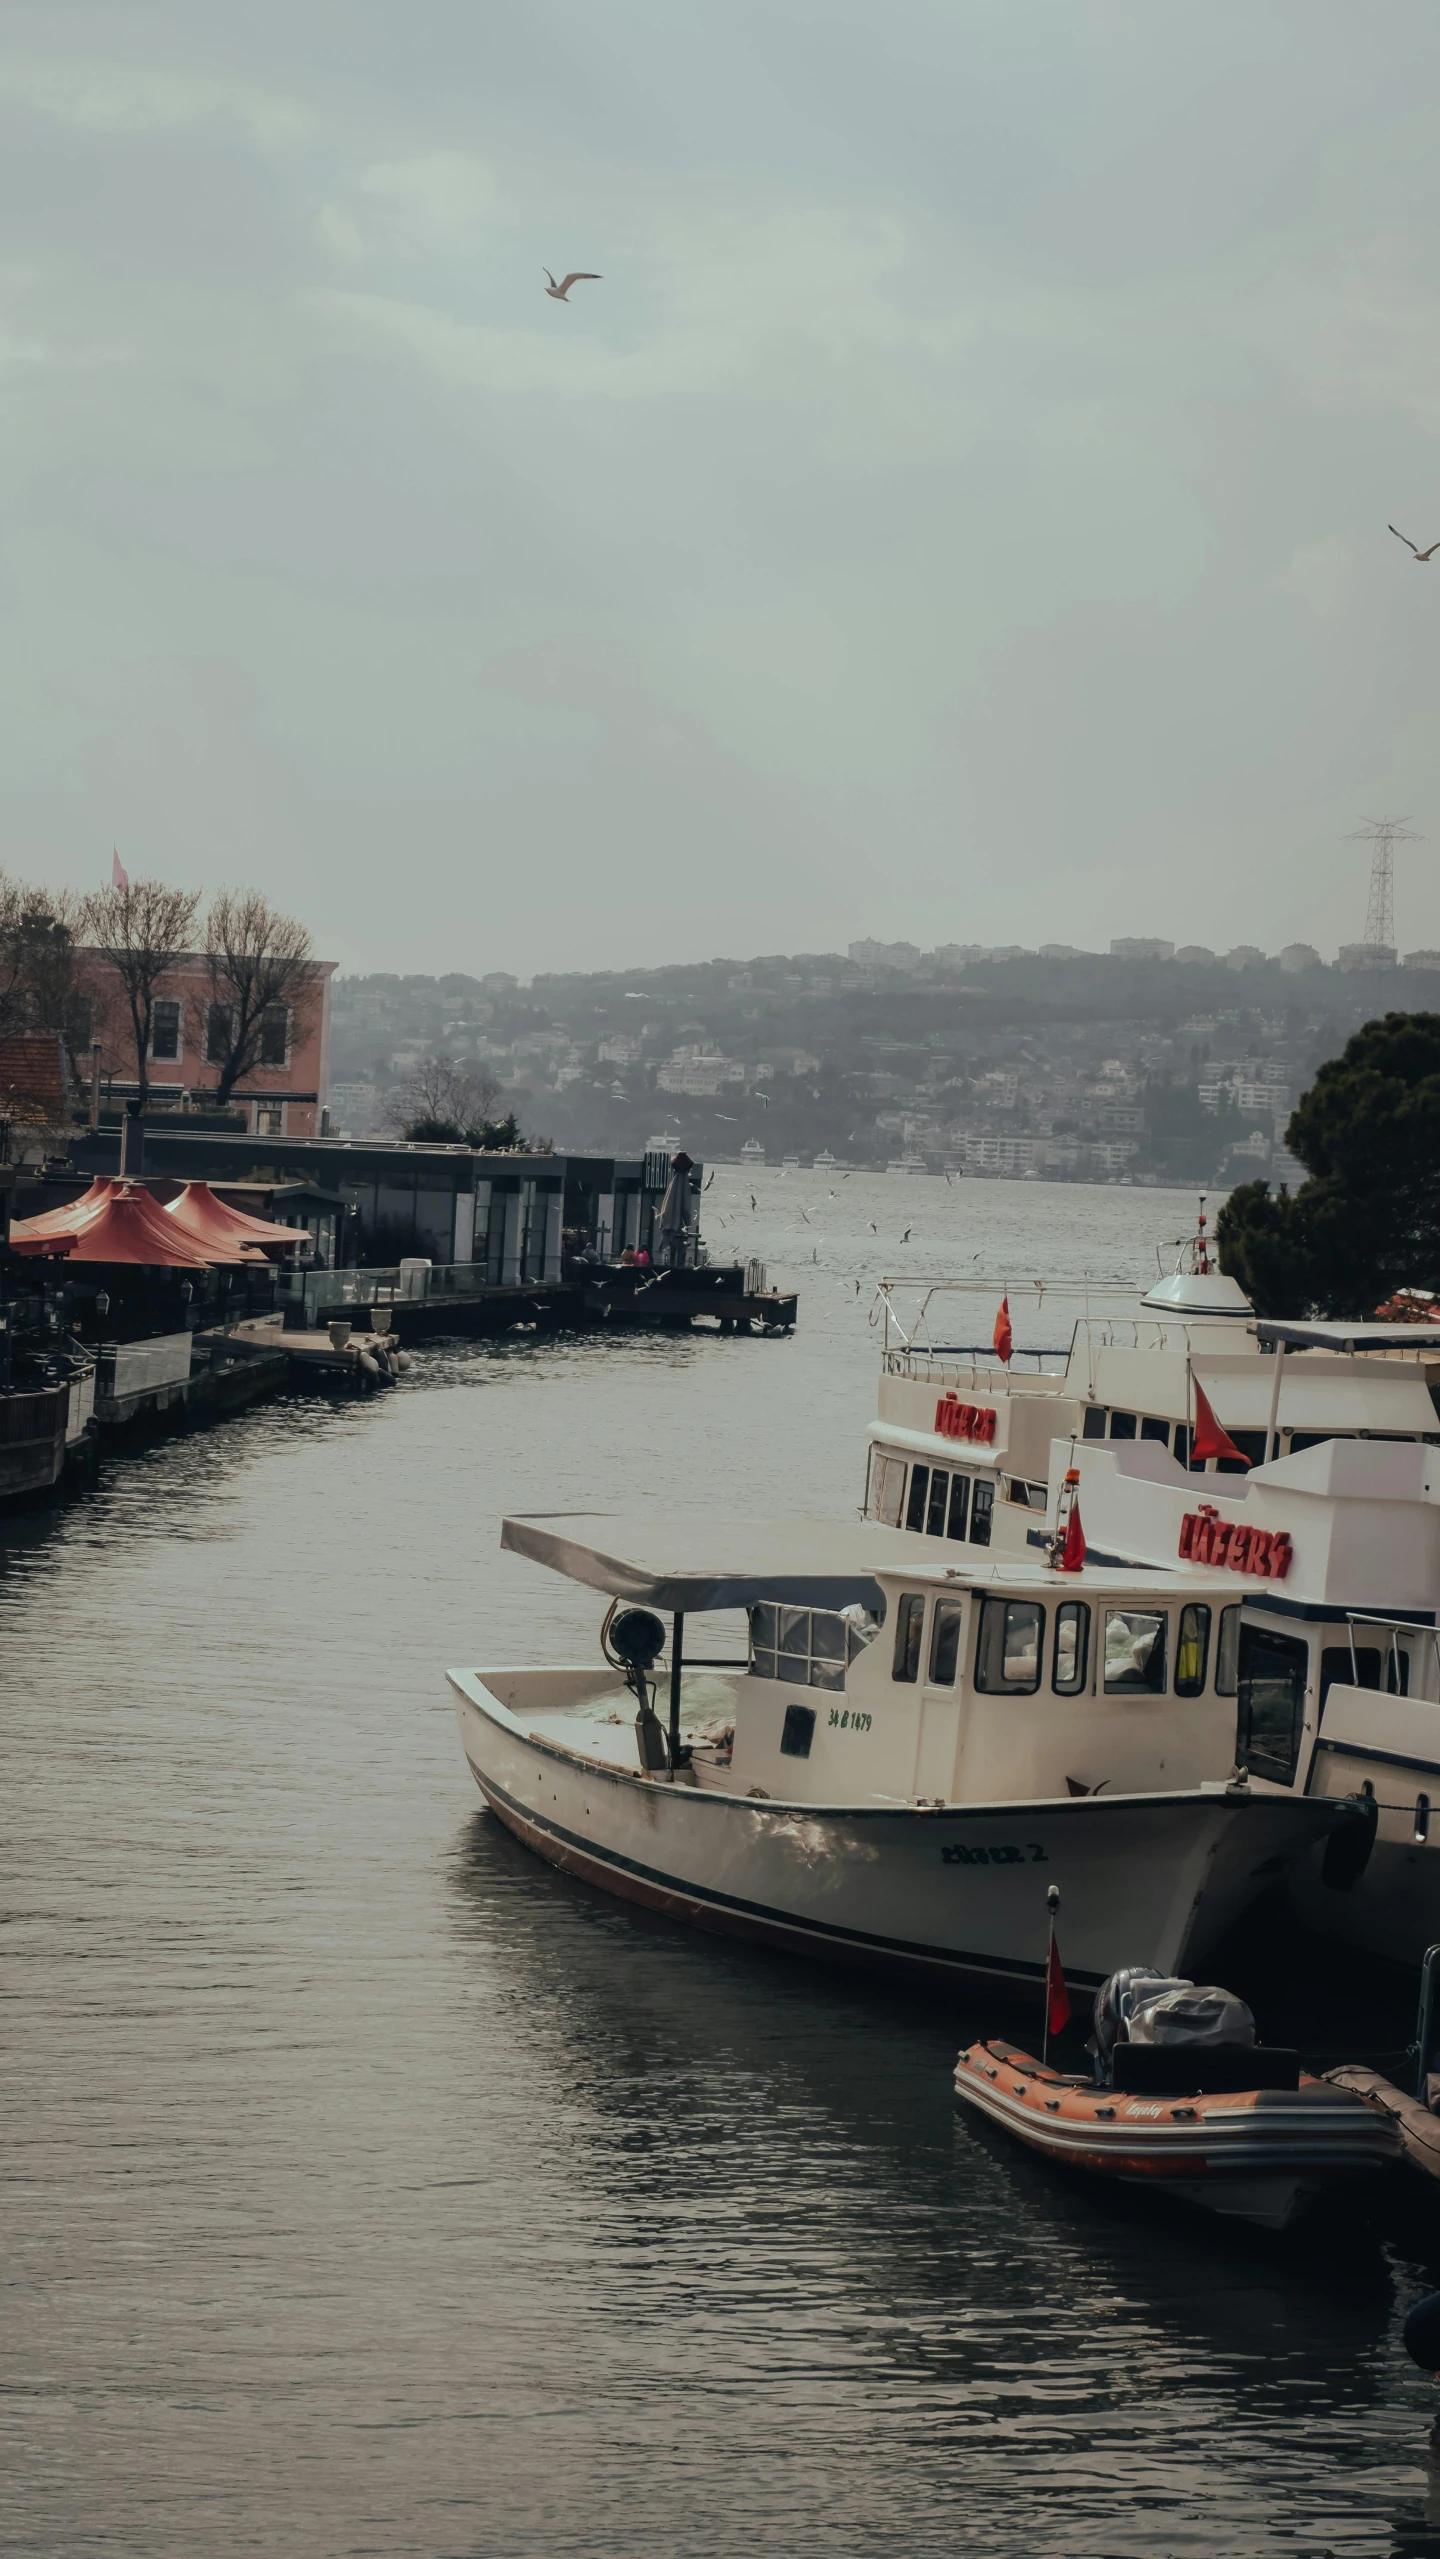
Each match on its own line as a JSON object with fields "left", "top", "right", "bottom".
{"left": 500, "top": 1513, "right": 1234, "bottom": 1610}
{"left": 1140, "top": 1271, "right": 1253, "bottom": 1317}
{"left": 1255, "top": 1320, "right": 1440, "bottom": 1354}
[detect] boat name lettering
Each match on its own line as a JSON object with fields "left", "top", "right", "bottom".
{"left": 935, "top": 1395, "right": 996, "bottom": 1444}
{"left": 941, "top": 1841, "right": 1048, "bottom": 1867}
{"left": 826, "top": 1708, "right": 873, "bottom": 1733}
{"left": 1178, "top": 1505, "right": 1292, "bottom": 1579}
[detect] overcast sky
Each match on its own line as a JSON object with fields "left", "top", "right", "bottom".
{"left": 3, "top": 2, "right": 1440, "bottom": 975}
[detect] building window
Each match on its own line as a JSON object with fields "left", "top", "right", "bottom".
{"left": 1053, "top": 1602, "right": 1090, "bottom": 1695}
{"left": 1235, "top": 1625, "right": 1308, "bottom": 1786}
{"left": 1104, "top": 1609, "right": 1168, "bottom": 1694}
{"left": 975, "top": 1598, "right": 1044, "bottom": 1695}
{"left": 254, "top": 1103, "right": 285, "bottom": 1136}
{"left": 1175, "top": 1603, "right": 1211, "bottom": 1698}
{"left": 206, "top": 1002, "right": 233, "bottom": 1065}
{"left": 150, "top": 999, "right": 181, "bottom": 1062}
{"left": 259, "top": 1005, "right": 289, "bottom": 1067}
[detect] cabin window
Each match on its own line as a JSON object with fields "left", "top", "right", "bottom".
{"left": 1109, "top": 1411, "right": 1137, "bottom": 1441}
{"left": 1215, "top": 1604, "right": 1242, "bottom": 1696}
{"left": 926, "top": 1468, "right": 950, "bottom": 1536}
{"left": 780, "top": 1703, "right": 816, "bottom": 1759}
{"left": 1104, "top": 1609, "right": 1168, "bottom": 1694}
{"left": 748, "top": 1604, "right": 852, "bottom": 1691}
{"left": 946, "top": 1473, "right": 970, "bottom": 1540}
{"left": 871, "top": 1453, "right": 905, "bottom": 1527}
{"left": 1175, "top": 1603, "right": 1211, "bottom": 1698}
{"left": 1052, "top": 1601, "right": 1090, "bottom": 1696}
{"left": 1218, "top": 1429, "right": 1269, "bottom": 1475}
{"left": 975, "top": 1598, "right": 1044, "bottom": 1696}
{"left": 905, "top": 1466, "right": 930, "bottom": 1532}
{"left": 1083, "top": 1408, "right": 1106, "bottom": 1439}
{"left": 151, "top": 999, "right": 181, "bottom": 1062}
{"left": 928, "top": 1599, "right": 965, "bottom": 1687}
{"left": 1290, "top": 1431, "right": 1350, "bottom": 1455}
{"left": 893, "top": 1594, "right": 926, "bottom": 1683}
{"left": 1141, "top": 1417, "right": 1170, "bottom": 1445}
{"left": 1320, "top": 1643, "right": 1409, "bottom": 1706}
{"left": 1235, "top": 1625, "right": 1307, "bottom": 1786}
{"left": 1174, "top": 1424, "right": 1191, "bottom": 1469}
{"left": 1005, "top": 1479, "right": 1049, "bottom": 1509}
{"left": 970, "top": 1481, "right": 994, "bottom": 1548}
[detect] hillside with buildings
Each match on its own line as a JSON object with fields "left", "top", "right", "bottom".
{"left": 326, "top": 935, "right": 1440, "bottom": 1188}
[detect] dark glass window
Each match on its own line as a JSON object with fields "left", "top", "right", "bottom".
{"left": 946, "top": 1473, "right": 970, "bottom": 1540}
{"left": 1319, "top": 1643, "right": 1408, "bottom": 1706}
{"left": 905, "top": 1466, "right": 930, "bottom": 1532}
{"left": 926, "top": 1468, "right": 949, "bottom": 1536}
{"left": 1109, "top": 1411, "right": 1137, "bottom": 1441}
{"left": 970, "top": 1481, "right": 994, "bottom": 1548}
{"left": 1141, "top": 1416, "right": 1170, "bottom": 1445}
{"left": 929, "top": 1599, "right": 965, "bottom": 1687}
{"left": 1104, "top": 1609, "right": 1168, "bottom": 1694}
{"left": 1176, "top": 1603, "right": 1211, "bottom": 1698}
{"left": 1218, "top": 1429, "right": 1268, "bottom": 1476}
{"left": 780, "top": 1703, "right": 816, "bottom": 1758}
{"left": 975, "top": 1598, "right": 1044, "bottom": 1695}
{"left": 259, "top": 1005, "right": 288, "bottom": 1066}
{"left": 1235, "top": 1625, "right": 1308, "bottom": 1786}
{"left": 750, "top": 1605, "right": 850, "bottom": 1691}
{"left": 1215, "top": 1604, "right": 1241, "bottom": 1696}
{"left": 1053, "top": 1601, "right": 1090, "bottom": 1696}
{"left": 1174, "top": 1424, "right": 1191, "bottom": 1469}
{"left": 892, "top": 1594, "right": 926, "bottom": 1683}
{"left": 1289, "top": 1432, "right": 1346, "bottom": 1454}
{"left": 151, "top": 999, "right": 180, "bottom": 1061}
{"left": 206, "top": 1002, "right": 233, "bottom": 1065}
{"left": 748, "top": 1601, "right": 777, "bottom": 1681}
{"left": 1082, "top": 1407, "right": 1107, "bottom": 1439}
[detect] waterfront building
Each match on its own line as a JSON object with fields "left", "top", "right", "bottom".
{"left": 76, "top": 948, "right": 336, "bottom": 1137}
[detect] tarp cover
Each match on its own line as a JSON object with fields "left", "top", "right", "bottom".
{"left": 156, "top": 1183, "right": 304, "bottom": 1260}
{"left": 500, "top": 1512, "right": 926, "bottom": 1611}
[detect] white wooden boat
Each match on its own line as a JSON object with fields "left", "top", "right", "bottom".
{"left": 449, "top": 1516, "right": 1364, "bottom": 1991}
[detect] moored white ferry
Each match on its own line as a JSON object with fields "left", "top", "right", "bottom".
{"left": 449, "top": 1515, "right": 1361, "bottom": 1993}
{"left": 863, "top": 1231, "right": 1440, "bottom": 1964}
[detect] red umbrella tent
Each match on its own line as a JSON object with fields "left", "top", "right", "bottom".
{"left": 153, "top": 1183, "right": 304, "bottom": 1262}
{"left": 8, "top": 1181, "right": 217, "bottom": 1266}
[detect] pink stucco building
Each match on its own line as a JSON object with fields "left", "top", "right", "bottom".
{"left": 77, "top": 951, "right": 336, "bottom": 1138}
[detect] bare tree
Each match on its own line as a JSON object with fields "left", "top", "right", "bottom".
{"left": 0, "top": 877, "right": 84, "bottom": 1052}
{"left": 81, "top": 875, "right": 202, "bottom": 1114}
{"left": 201, "top": 891, "right": 321, "bottom": 1107}
{"left": 393, "top": 1056, "right": 503, "bottom": 1142}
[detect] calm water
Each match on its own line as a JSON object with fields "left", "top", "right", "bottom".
{"left": 9, "top": 1170, "right": 1440, "bottom": 2557}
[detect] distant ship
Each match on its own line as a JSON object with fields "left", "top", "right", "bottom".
{"left": 739, "top": 1137, "right": 765, "bottom": 1164}
{"left": 884, "top": 1154, "right": 929, "bottom": 1176}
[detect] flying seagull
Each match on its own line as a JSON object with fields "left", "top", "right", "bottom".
{"left": 1390, "top": 524, "right": 1440, "bottom": 561}
{"left": 544, "top": 269, "right": 601, "bottom": 302}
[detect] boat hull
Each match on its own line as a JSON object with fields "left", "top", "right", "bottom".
{"left": 450, "top": 1671, "right": 1349, "bottom": 1992}
{"left": 955, "top": 2041, "right": 1401, "bottom": 2229}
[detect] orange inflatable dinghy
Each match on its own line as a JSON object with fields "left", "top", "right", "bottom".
{"left": 955, "top": 2037, "right": 1401, "bottom": 2230}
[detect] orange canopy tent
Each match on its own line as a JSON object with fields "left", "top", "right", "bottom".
{"left": 8, "top": 1180, "right": 218, "bottom": 1267}
{"left": 153, "top": 1182, "right": 305, "bottom": 1262}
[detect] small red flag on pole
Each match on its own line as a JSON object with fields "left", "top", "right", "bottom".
{"left": 993, "top": 1292, "right": 1013, "bottom": 1365}
{"left": 111, "top": 848, "right": 129, "bottom": 892}
{"left": 1190, "top": 1373, "right": 1248, "bottom": 1469}
{"left": 1042, "top": 1884, "right": 1071, "bottom": 2062}
{"left": 1060, "top": 1499, "right": 1086, "bottom": 1573}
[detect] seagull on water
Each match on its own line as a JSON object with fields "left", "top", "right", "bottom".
{"left": 544, "top": 269, "right": 601, "bottom": 301}
{"left": 1390, "top": 524, "right": 1440, "bottom": 561}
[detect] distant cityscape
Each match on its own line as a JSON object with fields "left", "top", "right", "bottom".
{"left": 325, "top": 934, "right": 1440, "bottom": 1186}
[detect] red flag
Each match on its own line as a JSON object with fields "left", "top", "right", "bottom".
{"left": 1060, "top": 1499, "right": 1086, "bottom": 1573}
{"left": 1191, "top": 1376, "right": 1248, "bottom": 1468}
{"left": 1045, "top": 1927, "right": 1071, "bottom": 2035}
{"left": 993, "top": 1293, "right": 1013, "bottom": 1364}
{"left": 111, "top": 849, "right": 129, "bottom": 892}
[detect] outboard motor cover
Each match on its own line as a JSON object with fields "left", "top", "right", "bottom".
{"left": 1126, "top": 1981, "right": 1256, "bottom": 2048}
{"left": 1094, "top": 1967, "right": 1173, "bottom": 2057}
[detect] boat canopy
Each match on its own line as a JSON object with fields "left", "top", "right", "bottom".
{"left": 500, "top": 1512, "right": 926, "bottom": 1611}
{"left": 1255, "top": 1320, "right": 1440, "bottom": 1354}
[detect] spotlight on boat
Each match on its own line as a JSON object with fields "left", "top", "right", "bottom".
{"left": 1404, "top": 2294, "right": 1440, "bottom": 2371}
{"left": 607, "top": 1608, "right": 666, "bottom": 1671}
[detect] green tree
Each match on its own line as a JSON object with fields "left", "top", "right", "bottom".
{"left": 1217, "top": 1011, "right": 1440, "bottom": 1315}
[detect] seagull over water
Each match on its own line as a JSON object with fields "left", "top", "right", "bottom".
{"left": 544, "top": 268, "right": 601, "bottom": 302}
{"left": 1390, "top": 524, "right": 1440, "bottom": 561}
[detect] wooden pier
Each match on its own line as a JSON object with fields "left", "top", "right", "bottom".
{"left": 310, "top": 1261, "right": 798, "bottom": 1343}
